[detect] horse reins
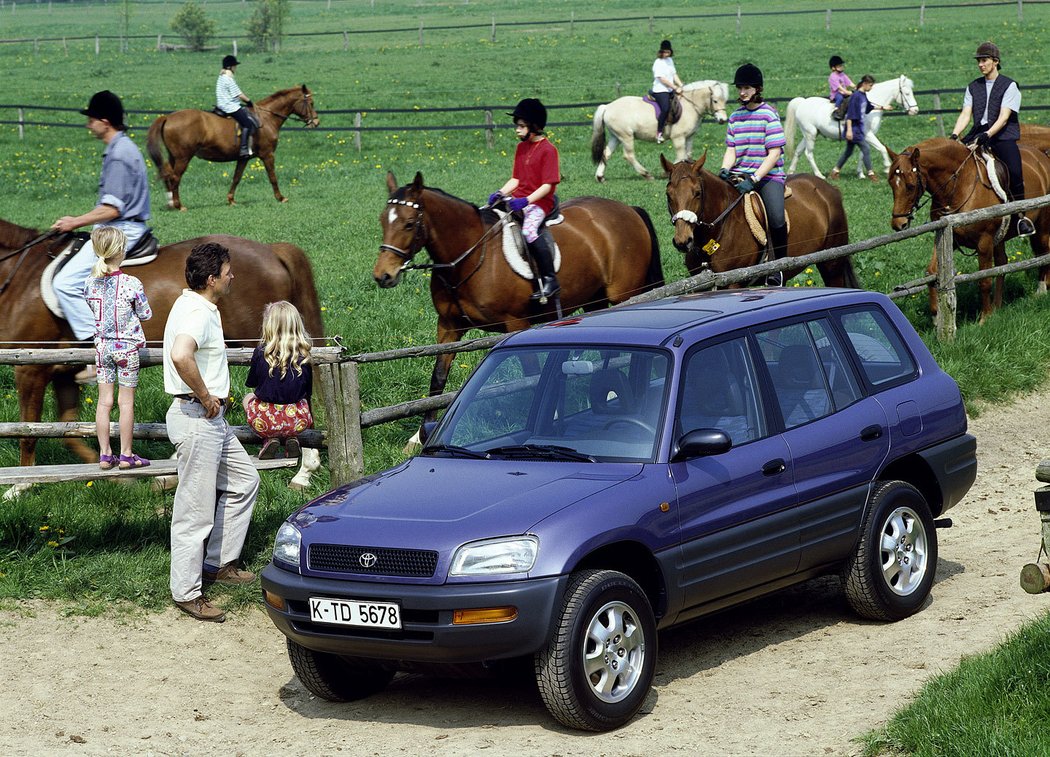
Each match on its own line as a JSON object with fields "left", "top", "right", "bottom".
{"left": 0, "top": 229, "right": 60, "bottom": 297}
{"left": 892, "top": 148, "right": 984, "bottom": 224}
{"left": 254, "top": 93, "right": 315, "bottom": 125}
{"left": 670, "top": 180, "right": 747, "bottom": 257}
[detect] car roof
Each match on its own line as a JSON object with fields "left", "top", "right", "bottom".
{"left": 504, "top": 288, "right": 879, "bottom": 348}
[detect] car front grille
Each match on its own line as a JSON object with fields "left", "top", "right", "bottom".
{"left": 309, "top": 544, "right": 438, "bottom": 577}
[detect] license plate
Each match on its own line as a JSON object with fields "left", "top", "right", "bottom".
{"left": 309, "top": 597, "right": 402, "bottom": 629}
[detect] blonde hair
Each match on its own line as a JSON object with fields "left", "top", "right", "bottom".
{"left": 90, "top": 226, "right": 127, "bottom": 278}
{"left": 261, "top": 301, "right": 312, "bottom": 378}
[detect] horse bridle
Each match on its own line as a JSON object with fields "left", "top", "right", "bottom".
{"left": 255, "top": 92, "right": 316, "bottom": 125}
{"left": 669, "top": 175, "right": 745, "bottom": 257}
{"left": 891, "top": 149, "right": 981, "bottom": 223}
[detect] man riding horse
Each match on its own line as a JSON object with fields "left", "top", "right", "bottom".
{"left": 488, "top": 98, "right": 561, "bottom": 302}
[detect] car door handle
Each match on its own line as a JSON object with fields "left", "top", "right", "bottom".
{"left": 860, "top": 424, "right": 883, "bottom": 441}
{"left": 762, "top": 459, "right": 786, "bottom": 476}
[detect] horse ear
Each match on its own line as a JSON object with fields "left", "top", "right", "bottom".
{"left": 911, "top": 147, "right": 920, "bottom": 163}
{"left": 693, "top": 150, "right": 708, "bottom": 172}
{"left": 386, "top": 171, "right": 398, "bottom": 194}
{"left": 412, "top": 172, "right": 425, "bottom": 190}
{"left": 886, "top": 146, "right": 899, "bottom": 163}
{"left": 660, "top": 153, "right": 674, "bottom": 175}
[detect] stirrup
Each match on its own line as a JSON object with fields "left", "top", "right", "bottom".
{"left": 530, "top": 276, "right": 560, "bottom": 301}
{"left": 1017, "top": 216, "right": 1036, "bottom": 238}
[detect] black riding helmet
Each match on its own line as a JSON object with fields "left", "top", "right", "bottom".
{"left": 80, "top": 90, "right": 127, "bottom": 131}
{"left": 733, "top": 63, "right": 763, "bottom": 89}
{"left": 829, "top": 55, "right": 844, "bottom": 68}
{"left": 222, "top": 54, "right": 240, "bottom": 69}
{"left": 507, "top": 98, "right": 547, "bottom": 133}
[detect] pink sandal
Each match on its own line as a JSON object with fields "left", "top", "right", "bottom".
{"left": 118, "top": 454, "right": 151, "bottom": 469}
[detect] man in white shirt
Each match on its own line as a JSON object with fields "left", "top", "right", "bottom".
{"left": 164, "top": 242, "right": 260, "bottom": 622}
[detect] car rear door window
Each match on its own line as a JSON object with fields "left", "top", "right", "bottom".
{"left": 838, "top": 308, "right": 916, "bottom": 387}
{"left": 758, "top": 323, "right": 834, "bottom": 429}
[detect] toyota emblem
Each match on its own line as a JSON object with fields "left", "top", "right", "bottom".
{"left": 359, "top": 552, "right": 378, "bottom": 568}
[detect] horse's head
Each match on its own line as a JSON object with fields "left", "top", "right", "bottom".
{"left": 888, "top": 146, "right": 925, "bottom": 231}
{"left": 295, "top": 85, "right": 320, "bottom": 128}
{"left": 663, "top": 152, "right": 709, "bottom": 254}
{"left": 710, "top": 82, "right": 730, "bottom": 124}
{"left": 375, "top": 171, "right": 427, "bottom": 288}
{"left": 898, "top": 76, "right": 919, "bottom": 116}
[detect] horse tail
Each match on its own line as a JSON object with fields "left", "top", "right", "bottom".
{"left": 591, "top": 104, "right": 608, "bottom": 165}
{"left": 271, "top": 243, "right": 325, "bottom": 338}
{"left": 146, "top": 116, "right": 169, "bottom": 177}
{"left": 784, "top": 98, "right": 800, "bottom": 156}
{"left": 632, "top": 206, "right": 665, "bottom": 288}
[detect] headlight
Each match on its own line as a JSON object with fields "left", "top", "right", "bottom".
{"left": 449, "top": 536, "right": 539, "bottom": 576}
{"left": 273, "top": 521, "right": 302, "bottom": 566}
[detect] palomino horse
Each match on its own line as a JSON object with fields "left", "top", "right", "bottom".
{"left": 887, "top": 138, "right": 1050, "bottom": 321}
{"left": 375, "top": 172, "right": 664, "bottom": 428}
{"left": 785, "top": 76, "right": 919, "bottom": 178}
{"left": 661, "top": 153, "right": 860, "bottom": 287}
{"left": 0, "top": 218, "right": 325, "bottom": 472}
{"left": 591, "top": 80, "right": 730, "bottom": 182}
{"left": 146, "top": 85, "right": 319, "bottom": 210}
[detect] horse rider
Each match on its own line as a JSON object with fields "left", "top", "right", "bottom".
{"left": 216, "top": 54, "right": 258, "bottom": 158}
{"left": 488, "top": 98, "right": 562, "bottom": 301}
{"left": 51, "top": 90, "right": 151, "bottom": 384}
{"left": 719, "top": 63, "right": 790, "bottom": 287}
{"left": 950, "top": 42, "right": 1036, "bottom": 237}
{"left": 652, "top": 39, "right": 684, "bottom": 144}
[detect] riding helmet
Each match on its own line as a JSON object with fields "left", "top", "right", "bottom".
{"left": 828, "top": 55, "right": 844, "bottom": 68}
{"left": 973, "top": 42, "right": 1000, "bottom": 60}
{"left": 222, "top": 54, "right": 241, "bottom": 69}
{"left": 80, "top": 90, "right": 126, "bottom": 131}
{"left": 733, "top": 63, "right": 764, "bottom": 89}
{"left": 507, "top": 98, "right": 547, "bottom": 131}
{"left": 659, "top": 39, "right": 674, "bottom": 55}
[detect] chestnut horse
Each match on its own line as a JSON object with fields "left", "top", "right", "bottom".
{"left": 887, "top": 138, "right": 1050, "bottom": 321}
{"left": 374, "top": 171, "right": 664, "bottom": 427}
{"left": 661, "top": 153, "right": 860, "bottom": 287}
{"left": 146, "top": 85, "right": 319, "bottom": 210}
{"left": 0, "top": 218, "right": 324, "bottom": 468}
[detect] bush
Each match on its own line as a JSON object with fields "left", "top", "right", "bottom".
{"left": 246, "top": 0, "right": 290, "bottom": 53}
{"left": 170, "top": 0, "right": 216, "bottom": 52}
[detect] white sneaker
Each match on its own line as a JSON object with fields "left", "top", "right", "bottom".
{"left": 655, "top": 132, "right": 665, "bottom": 144}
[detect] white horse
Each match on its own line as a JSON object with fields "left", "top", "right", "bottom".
{"left": 784, "top": 75, "right": 919, "bottom": 179}
{"left": 591, "top": 80, "right": 730, "bottom": 182}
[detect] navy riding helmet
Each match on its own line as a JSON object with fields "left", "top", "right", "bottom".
{"left": 507, "top": 98, "right": 547, "bottom": 132}
{"left": 733, "top": 63, "right": 763, "bottom": 89}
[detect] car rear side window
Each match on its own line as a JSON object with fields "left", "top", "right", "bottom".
{"left": 758, "top": 323, "right": 834, "bottom": 429}
{"left": 838, "top": 308, "right": 916, "bottom": 387}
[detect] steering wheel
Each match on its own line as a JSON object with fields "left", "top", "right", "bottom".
{"left": 602, "top": 417, "right": 657, "bottom": 434}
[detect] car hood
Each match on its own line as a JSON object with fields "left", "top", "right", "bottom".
{"left": 295, "top": 457, "right": 643, "bottom": 552}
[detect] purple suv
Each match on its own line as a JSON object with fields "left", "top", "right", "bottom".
{"left": 261, "top": 288, "right": 976, "bottom": 731}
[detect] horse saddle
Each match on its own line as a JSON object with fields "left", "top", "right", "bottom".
{"left": 976, "top": 150, "right": 1013, "bottom": 243}
{"left": 41, "top": 230, "right": 160, "bottom": 319}
{"left": 496, "top": 211, "right": 562, "bottom": 281}
{"left": 742, "top": 191, "right": 792, "bottom": 249}
{"left": 643, "top": 93, "right": 683, "bottom": 126}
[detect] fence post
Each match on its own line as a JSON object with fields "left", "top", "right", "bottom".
{"left": 570, "top": 10, "right": 574, "bottom": 35}
{"left": 825, "top": 8, "right": 831, "bottom": 31}
{"left": 1018, "top": 0, "right": 1023, "bottom": 22}
{"left": 934, "top": 225, "right": 957, "bottom": 342}
{"left": 616, "top": 81, "right": 621, "bottom": 97}
{"left": 490, "top": 15, "right": 495, "bottom": 43}
{"left": 919, "top": 1, "right": 926, "bottom": 26}
{"left": 156, "top": 34, "right": 162, "bottom": 51}
{"left": 648, "top": 16, "right": 653, "bottom": 33}
{"left": 343, "top": 30, "right": 348, "bottom": 52}
{"left": 95, "top": 34, "right": 99, "bottom": 56}
{"left": 737, "top": 5, "right": 742, "bottom": 34}
{"left": 932, "top": 92, "right": 944, "bottom": 136}
{"left": 317, "top": 361, "right": 363, "bottom": 487}
{"left": 485, "top": 109, "right": 494, "bottom": 149}
{"left": 232, "top": 39, "right": 238, "bottom": 57}
{"left": 354, "top": 111, "right": 362, "bottom": 152}
{"left": 419, "top": 20, "right": 424, "bottom": 47}
{"left": 63, "top": 36, "right": 67, "bottom": 56}
{"left": 18, "top": 107, "right": 24, "bottom": 140}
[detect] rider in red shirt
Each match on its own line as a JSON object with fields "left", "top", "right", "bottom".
{"left": 488, "top": 98, "right": 561, "bottom": 300}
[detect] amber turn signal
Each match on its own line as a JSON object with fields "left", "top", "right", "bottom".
{"left": 263, "top": 590, "right": 286, "bottom": 611}
{"left": 452, "top": 607, "right": 518, "bottom": 625}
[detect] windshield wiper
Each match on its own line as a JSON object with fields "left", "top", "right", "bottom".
{"left": 483, "top": 444, "right": 597, "bottom": 462}
{"left": 420, "top": 444, "right": 489, "bottom": 459}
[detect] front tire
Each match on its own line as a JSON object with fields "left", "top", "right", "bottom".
{"left": 843, "top": 481, "right": 938, "bottom": 621}
{"left": 535, "top": 570, "right": 657, "bottom": 731}
{"left": 286, "top": 639, "right": 394, "bottom": 701}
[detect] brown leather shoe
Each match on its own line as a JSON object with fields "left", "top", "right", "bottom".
{"left": 175, "top": 596, "right": 226, "bottom": 622}
{"left": 868, "top": 171, "right": 881, "bottom": 184}
{"left": 827, "top": 168, "right": 841, "bottom": 181}
{"left": 203, "top": 563, "right": 257, "bottom": 585}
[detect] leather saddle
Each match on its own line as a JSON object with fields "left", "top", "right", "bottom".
{"left": 643, "top": 93, "right": 683, "bottom": 126}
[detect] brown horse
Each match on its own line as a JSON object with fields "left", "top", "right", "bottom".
{"left": 887, "top": 138, "right": 1050, "bottom": 321}
{"left": 0, "top": 217, "right": 324, "bottom": 468}
{"left": 146, "top": 85, "right": 319, "bottom": 210}
{"left": 661, "top": 153, "right": 859, "bottom": 287}
{"left": 374, "top": 171, "right": 664, "bottom": 425}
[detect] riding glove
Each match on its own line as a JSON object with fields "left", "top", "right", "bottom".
{"left": 487, "top": 192, "right": 504, "bottom": 206}
{"left": 507, "top": 197, "right": 529, "bottom": 212}
{"left": 244, "top": 100, "right": 253, "bottom": 108}
{"left": 736, "top": 177, "right": 756, "bottom": 194}
{"left": 718, "top": 168, "right": 732, "bottom": 181}
{"left": 974, "top": 132, "right": 991, "bottom": 147}
{"left": 948, "top": 133, "right": 959, "bottom": 141}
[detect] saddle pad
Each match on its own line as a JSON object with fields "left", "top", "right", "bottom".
{"left": 497, "top": 210, "right": 561, "bottom": 281}
{"left": 743, "top": 192, "right": 791, "bottom": 248}
{"left": 980, "top": 152, "right": 1012, "bottom": 244}
{"left": 41, "top": 240, "right": 158, "bottom": 319}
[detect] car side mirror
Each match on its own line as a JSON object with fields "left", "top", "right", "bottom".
{"left": 419, "top": 420, "right": 438, "bottom": 445}
{"left": 672, "top": 428, "right": 733, "bottom": 461}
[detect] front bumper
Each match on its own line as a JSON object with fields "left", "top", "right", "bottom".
{"left": 261, "top": 563, "right": 568, "bottom": 664}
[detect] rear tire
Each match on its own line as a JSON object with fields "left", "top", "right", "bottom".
{"left": 286, "top": 639, "right": 394, "bottom": 701}
{"left": 843, "top": 481, "right": 937, "bottom": 621}
{"left": 534, "top": 570, "right": 656, "bottom": 731}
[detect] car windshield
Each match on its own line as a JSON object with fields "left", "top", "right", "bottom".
{"left": 424, "top": 346, "right": 671, "bottom": 463}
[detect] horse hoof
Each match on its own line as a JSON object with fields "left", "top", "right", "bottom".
{"left": 278, "top": 197, "right": 288, "bottom": 203}
{"left": 596, "top": 176, "right": 605, "bottom": 184}
{"left": 178, "top": 206, "right": 187, "bottom": 213}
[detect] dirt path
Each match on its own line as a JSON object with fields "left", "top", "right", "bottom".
{"left": 3, "top": 388, "right": 1050, "bottom": 756}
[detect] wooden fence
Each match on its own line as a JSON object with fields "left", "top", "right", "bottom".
{"left": 2, "top": 193, "right": 1049, "bottom": 488}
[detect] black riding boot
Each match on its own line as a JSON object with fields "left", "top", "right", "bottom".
{"left": 238, "top": 126, "right": 253, "bottom": 158}
{"left": 528, "top": 235, "right": 560, "bottom": 301}
{"left": 766, "top": 225, "right": 789, "bottom": 287}
{"left": 1009, "top": 185, "right": 1035, "bottom": 237}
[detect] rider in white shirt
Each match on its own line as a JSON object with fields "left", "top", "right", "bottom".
{"left": 216, "top": 55, "right": 257, "bottom": 158}
{"left": 651, "top": 40, "right": 683, "bottom": 144}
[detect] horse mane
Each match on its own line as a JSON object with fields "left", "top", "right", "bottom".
{"left": 392, "top": 183, "right": 496, "bottom": 223}
{"left": 260, "top": 85, "right": 310, "bottom": 105}
{"left": 0, "top": 218, "right": 39, "bottom": 249}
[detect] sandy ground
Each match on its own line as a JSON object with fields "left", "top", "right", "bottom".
{"left": 3, "top": 387, "right": 1050, "bottom": 757}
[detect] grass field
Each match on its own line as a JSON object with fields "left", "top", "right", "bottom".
{"left": 1, "top": 0, "right": 1049, "bottom": 585}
